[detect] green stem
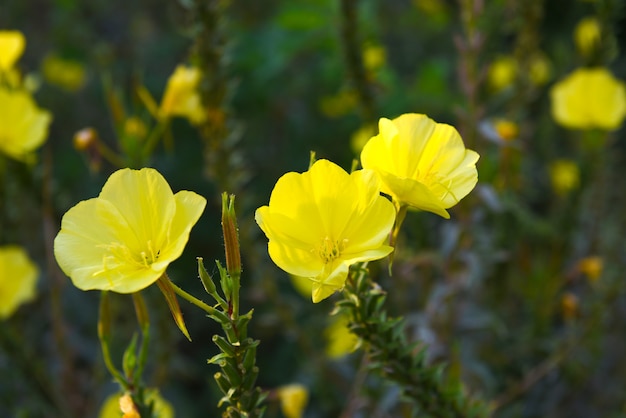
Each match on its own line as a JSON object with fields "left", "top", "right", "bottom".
{"left": 99, "top": 334, "right": 128, "bottom": 391}
{"left": 141, "top": 119, "right": 170, "bottom": 161}
{"left": 98, "top": 292, "right": 128, "bottom": 390}
{"left": 339, "top": 0, "right": 375, "bottom": 123}
{"left": 339, "top": 264, "right": 487, "bottom": 417}
{"left": 96, "top": 140, "right": 127, "bottom": 168}
{"left": 132, "top": 293, "right": 151, "bottom": 382}
{"left": 168, "top": 278, "right": 224, "bottom": 318}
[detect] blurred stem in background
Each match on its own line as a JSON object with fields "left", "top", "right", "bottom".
{"left": 188, "top": 0, "right": 249, "bottom": 198}
{"left": 455, "top": 0, "right": 486, "bottom": 151}
{"left": 339, "top": 0, "right": 376, "bottom": 123}
{"left": 98, "top": 290, "right": 155, "bottom": 417}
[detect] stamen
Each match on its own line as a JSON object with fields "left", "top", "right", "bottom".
{"left": 317, "top": 236, "right": 348, "bottom": 264}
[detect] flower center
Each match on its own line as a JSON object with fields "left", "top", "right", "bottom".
{"left": 94, "top": 240, "right": 161, "bottom": 277}
{"left": 317, "top": 236, "right": 348, "bottom": 264}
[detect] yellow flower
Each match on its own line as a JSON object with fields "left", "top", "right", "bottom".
{"left": 0, "top": 30, "right": 25, "bottom": 71}
{"left": 124, "top": 117, "right": 148, "bottom": 141}
{"left": 350, "top": 123, "right": 376, "bottom": 154}
{"left": 255, "top": 159, "right": 395, "bottom": 303}
{"left": 577, "top": 256, "right": 603, "bottom": 283}
{"left": 54, "top": 168, "right": 206, "bottom": 293}
{"left": 99, "top": 389, "right": 174, "bottom": 418}
{"left": 41, "top": 53, "right": 86, "bottom": 92}
{"left": 529, "top": 53, "right": 552, "bottom": 86}
{"left": 363, "top": 44, "right": 386, "bottom": 72}
{"left": 493, "top": 119, "right": 519, "bottom": 142}
{"left": 324, "top": 314, "right": 359, "bottom": 359}
{"left": 549, "top": 159, "right": 579, "bottom": 196}
{"left": 561, "top": 292, "right": 579, "bottom": 321}
{"left": 276, "top": 384, "right": 309, "bottom": 418}
{"left": 487, "top": 56, "right": 517, "bottom": 92}
{"left": 575, "top": 17, "right": 601, "bottom": 57}
{"left": 550, "top": 67, "right": 626, "bottom": 131}
{"left": 319, "top": 90, "right": 358, "bottom": 118}
{"left": 0, "top": 88, "right": 52, "bottom": 161}
{"left": 160, "top": 65, "right": 206, "bottom": 125}
{"left": 0, "top": 246, "right": 38, "bottom": 319}
{"left": 360, "top": 113, "right": 479, "bottom": 218}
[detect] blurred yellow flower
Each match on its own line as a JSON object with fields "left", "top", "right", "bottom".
{"left": 255, "top": 159, "right": 395, "bottom": 303}
{"left": 160, "top": 65, "right": 206, "bottom": 125}
{"left": 276, "top": 384, "right": 309, "bottom": 418}
{"left": 479, "top": 118, "right": 520, "bottom": 146}
{"left": 487, "top": 56, "right": 516, "bottom": 92}
{"left": 99, "top": 389, "right": 174, "bottom": 418}
{"left": 549, "top": 159, "right": 579, "bottom": 196}
{"left": 54, "top": 168, "right": 206, "bottom": 293}
{"left": 363, "top": 44, "right": 386, "bottom": 72}
{"left": 124, "top": 117, "right": 148, "bottom": 141}
{"left": 289, "top": 274, "right": 313, "bottom": 298}
{"left": 42, "top": 54, "right": 86, "bottom": 92}
{"left": 325, "top": 314, "right": 359, "bottom": 358}
{"left": 0, "top": 246, "right": 38, "bottom": 319}
{"left": 577, "top": 256, "right": 603, "bottom": 282}
{"left": 493, "top": 119, "right": 519, "bottom": 142}
{"left": 575, "top": 17, "right": 601, "bottom": 57}
{"left": 350, "top": 123, "right": 376, "bottom": 154}
{"left": 561, "top": 292, "right": 579, "bottom": 321}
{"left": 0, "top": 88, "right": 52, "bottom": 161}
{"left": 319, "top": 90, "right": 358, "bottom": 118}
{"left": 529, "top": 53, "right": 552, "bottom": 86}
{"left": 550, "top": 67, "right": 626, "bottom": 130}
{"left": 361, "top": 113, "right": 479, "bottom": 218}
{"left": 0, "top": 30, "right": 25, "bottom": 71}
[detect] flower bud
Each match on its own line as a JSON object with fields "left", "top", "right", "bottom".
{"left": 221, "top": 193, "right": 241, "bottom": 278}
{"left": 73, "top": 127, "right": 98, "bottom": 151}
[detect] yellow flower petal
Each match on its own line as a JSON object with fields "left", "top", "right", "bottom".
{"left": 324, "top": 314, "right": 359, "bottom": 358}
{"left": 256, "top": 159, "right": 396, "bottom": 302}
{"left": 54, "top": 198, "right": 162, "bottom": 292}
{"left": 550, "top": 67, "right": 626, "bottom": 131}
{"left": 160, "top": 65, "right": 206, "bottom": 124}
{"left": 0, "top": 88, "right": 51, "bottom": 161}
{"left": 99, "top": 168, "right": 178, "bottom": 249}
{"left": 54, "top": 168, "right": 206, "bottom": 293}
{"left": 574, "top": 17, "right": 601, "bottom": 57}
{"left": 361, "top": 113, "right": 478, "bottom": 217}
{"left": 0, "top": 246, "right": 38, "bottom": 319}
{"left": 0, "top": 30, "right": 25, "bottom": 70}
{"left": 311, "top": 262, "right": 349, "bottom": 303}
{"left": 277, "top": 384, "right": 309, "bottom": 418}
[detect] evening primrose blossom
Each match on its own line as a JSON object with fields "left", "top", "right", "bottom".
{"left": 575, "top": 17, "right": 601, "bottom": 57}
{"left": 276, "top": 384, "right": 309, "bottom": 418}
{"left": 0, "top": 246, "right": 39, "bottom": 319}
{"left": 160, "top": 65, "right": 206, "bottom": 125}
{"left": 255, "top": 159, "right": 395, "bottom": 303}
{"left": 550, "top": 67, "right": 626, "bottom": 131}
{"left": 54, "top": 168, "right": 206, "bottom": 293}
{"left": 0, "top": 30, "right": 25, "bottom": 71}
{"left": 0, "top": 88, "right": 52, "bottom": 161}
{"left": 325, "top": 313, "right": 359, "bottom": 358}
{"left": 361, "top": 113, "right": 479, "bottom": 218}
{"left": 549, "top": 159, "right": 579, "bottom": 196}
